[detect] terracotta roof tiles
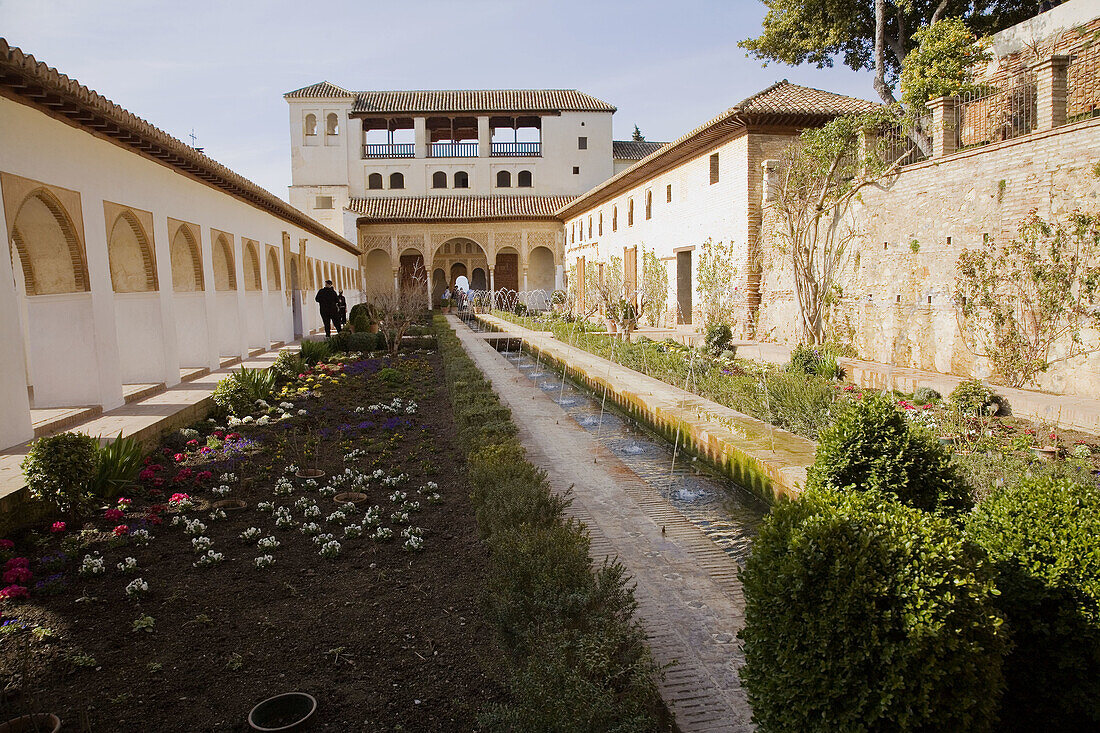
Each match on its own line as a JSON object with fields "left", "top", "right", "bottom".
{"left": 613, "top": 140, "right": 669, "bottom": 160}
{"left": 349, "top": 89, "right": 615, "bottom": 114}
{"left": 283, "top": 81, "right": 354, "bottom": 99}
{"left": 350, "top": 195, "right": 574, "bottom": 222}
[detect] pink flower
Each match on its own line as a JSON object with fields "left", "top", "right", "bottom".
{"left": 2, "top": 567, "right": 32, "bottom": 585}
{"left": 0, "top": 540, "right": 14, "bottom": 551}
{"left": 195, "top": 471, "right": 213, "bottom": 482}
{"left": 117, "top": 497, "right": 132, "bottom": 506}
{"left": 112, "top": 525, "right": 129, "bottom": 537}
{"left": 168, "top": 493, "right": 191, "bottom": 505}
{"left": 149, "top": 464, "right": 164, "bottom": 473}
{"left": 199, "top": 447, "right": 213, "bottom": 455}
{"left": 0, "top": 585, "right": 29, "bottom": 600}
{"left": 226, "top": 433, "right": 241, "bottom": 441}
{"left": 139, "top": 468, "right": 155, "bottom": 480}
{"left": 212, "top": 430, "right": 225, "bottom": 439}
{"left": 50, "top": 521, "right": 66, "bottom": 534}
{"left": 104, "top": 508, "right": 124, "bottom": 520}
{"left": 148, "top": 485, "right": 164, "bottom": 494}
{"left": 4, "top": 558, "right": 29, "bottom": 570}
{"left": 186, "top": 439, "right": 199, "bottom": 447}
{"left": 173, "top": 453, "right": 186, "bottom": 463}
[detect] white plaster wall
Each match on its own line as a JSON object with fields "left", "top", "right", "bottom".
{"left": 215, "top": 292, "right": 242, "bottom": 356}
{"left": 114, "top": 293, "right": 166, "bottom": 383}
{"left": 25, "top": 294, "right": 98, "bottom": 407}
{"left": 244, "top": 292, "right": 267, "bottom": 348}
{"left": 174, "top": 293, "right": 209, "bottom": 367}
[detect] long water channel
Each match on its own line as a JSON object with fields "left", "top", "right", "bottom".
{"left": 460, "top": 316, "right": 769, "bottom": 566}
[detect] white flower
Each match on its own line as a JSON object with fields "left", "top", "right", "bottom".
{"left": 364, "top": 506, "right": 382, "bottom": 526}
{"left": 285, "top": 464, "right": 299, "bottom": 475}
{"left": 388, "top": 490, "right": 406, "bottom": 503}
{"left": 312, "top": 532, "right": 336, "bottom": 545}
{"left": 371, "top": 526, "right": 394, "bottom": 542}
{"left": 184, "top": 519, "right": 207, "bottom": 536}
{"left": 80, "top": 553, "right": 105, "bottom": 576}
{"left": 257, "top": 536, "right": 280, "bottom": 550}
{"left": 344, "top": 523, "right": 364, "bottom": 538}
{"left": 279, "top": 402, "right": 294, "bottom": 410}
{"left": 327, "top": 510, "right": 347, "bottom": 523}
{"left": 426, "top": 492, "right": 443, "bottom": 504}
{"left": 208, "top": 508, "right": 228, "bottom": 521}
{"left": 254, "top": 554, "right": 275, "bottom": 569}
{"left": 317, "top": 486, "right": 336, "bottom": 498}
{"left": 318, "top": 540, "right": 341, "bottom": 559}
{"left": 130, "top": 529, "right": 153, "bottom": 544}
{"left": 300, "top": 522, "right": 321, "bottom": 535}
{"left": 219, "top": 472, "right": 237, "bottom": 483}
{"left": 418, "top": 482, "right": 439, "bottom": 494}
{"left": 241, "top": 416, "right": 254, "bottom": 424}
{"left": 193, "top": 550, "right": 224, "bottom": 568}
{"left": 117, "top": 556, "right": 138, "bottom": 573}
{"left": 255, "top": 415, "right": 271, "bottom": 426}
{"left": 192, "top": 536, "right": 214, "bottom": 552}
{"left": 257, "top": 501, "right": 275, "bottom": 512}
{"left": 275, "top": 514, "right": 295, "bottom": 529}
{"left": 227, "top": 416, "right": 242, "bottom": 427}
{"left": 401, "top": 526, "right": 423, "bottom": 539}
{"left": 297, "top": 409, "right": 307, "bottom": 416}
{"left": 212, "top": 485, "right": 232, "bottom": 497}
{"left": 255, "top": 399, "right": 270, "bottom": 410}
{"left": 302, "top": 505, "right": 321, "bottom": 519}
{"left": 390, "top": 511, "right": 410, "bottom": 525}
{"left": 240, "top": 527, "right": 262, "bottom": 542}
{"left": 354, "top": 406, "right": 366, "bottom": 414}
{"left": 401, "top": 501, "right": 421, "bottom": 513}
{"left": 125, "top": 577, "right": 149, "bottom": 597}
{"left": 402, "top": 535, "right": 424, "bottom": 552}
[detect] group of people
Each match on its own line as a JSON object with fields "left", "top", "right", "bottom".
{"left": 314, "top": 280, "right": 347, "bottom": 337}
{"left": 443, "top": 275, "right": 470, "bottom": 311}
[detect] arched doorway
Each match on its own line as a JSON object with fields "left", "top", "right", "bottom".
{"left": 398, "top": 248, "right": 425, "bottom": 293}
{"left": 364, "top": 248, "right": 392, "bottom": 296}
{"left": 432, "top": 268, "right": 447, "bottom": 306}
{"left": 449, "top": 262, "right": 467, "bottom": 286}
{"left": 434, "top": 237, "right": 487, "bottom": 293}
{"left": 529, "top": 246, "right": 555, "bottom": 291}
{"left": 495, "top": 247, "right": 519, "bottom": 292}
{"left": 471, "top": 267, "right": 487, "bottom": 290}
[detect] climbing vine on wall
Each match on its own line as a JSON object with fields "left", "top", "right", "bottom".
{"left": 696, "top": 238, "right": 739, "bottom": 329}
{"left": 641, "top": 249, "right": 669, "bottom": 327}
{"left": 955, "top": 210, "right": 1100, "bottom": 388}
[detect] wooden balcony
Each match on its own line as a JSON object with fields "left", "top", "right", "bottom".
{"left": 428, "top": 141, "right": 478, "bottom": 158}
{"left": 362, "top": 143, "right": 415, "bottom": 158}
{"left": 491, "top": 141, "right": 541, "bottom": 157}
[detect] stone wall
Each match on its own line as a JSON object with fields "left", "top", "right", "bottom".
{"left": 756, "top": 116, "right": 1100, "bottom": 396}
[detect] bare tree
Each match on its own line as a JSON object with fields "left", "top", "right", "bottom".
{"left": 370, "top": 262, "right": 429, "bottom": 356}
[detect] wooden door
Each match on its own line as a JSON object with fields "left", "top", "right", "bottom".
{"left": 495, "top": 252, "right": 519, "bottom": 292}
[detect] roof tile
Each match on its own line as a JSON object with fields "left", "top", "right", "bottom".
{"left": 284, "top": 81, "right": 354, "bottom": 99}
{"left": 350, "top": 89, "right": 615, "bottom": 114}
{"left": 613, "top": 140, "right": 669, "bottom": 160}
{"left": 350, "top": 195, "right": 574, "bottom": 222}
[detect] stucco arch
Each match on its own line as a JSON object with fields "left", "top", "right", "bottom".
{"left": 529, "top": 245, "right": 555, "bottom": 291}
{"left": 243, "top": 241, "right": 262, "bottom": 291}
{"left": 213, "top": 234, "right": 236, "bottom": 291}
{"left": 364, "top": 248, "right": 392, "bottom": 295}
{"left": 108, "top": 210, "right": 157, "bottom": 293}
{"left": 169, "top": 222, "right": 203, "bottom": 292}
{"left": 267, "top": 248, "right": 282, "bottom": 290}
{"left": 434, "top": 237, "right": 487, "bottom": 291}
{"left": 9, "top": 189, "right": 87, "bottom": 295}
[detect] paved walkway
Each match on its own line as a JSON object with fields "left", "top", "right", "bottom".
{"left": 450, "top": 315, "right": 754, "bottom": 732}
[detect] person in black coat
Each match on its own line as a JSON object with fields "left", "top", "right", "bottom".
{"left": 336, "top": 291, "right": 348, "bottom": 331}
{"left": 315, "top": 280, "right": 340, "bottom": 337}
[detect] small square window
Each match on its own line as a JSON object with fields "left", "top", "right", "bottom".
{"left": 573, "top": 166, "right": 580, "bottom": 175}
{"left": 315, "top": 195, "right": 333, "bottom": 209}
{"left": 709, "top": 153, "right": 719, "bottom": 185}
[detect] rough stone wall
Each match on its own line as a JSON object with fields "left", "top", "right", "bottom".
{"left": 756, "top": 117, "right": 1100, "bottom": 396}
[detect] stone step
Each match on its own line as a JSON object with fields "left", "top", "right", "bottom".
{"left": 123, "top": 382, "right": 166, "bottom": 404}
{"left": 31, "top": 405, "right": 102, "bottom": 438}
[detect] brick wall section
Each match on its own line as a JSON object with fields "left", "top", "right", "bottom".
{"left": 756, "top": 117, "right": 1100, "bottom": 396}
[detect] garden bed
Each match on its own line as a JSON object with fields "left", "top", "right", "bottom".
{"left": 1, "top": 349, "right": 503, "bottom": 731}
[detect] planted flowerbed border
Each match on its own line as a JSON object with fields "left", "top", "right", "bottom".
{"left": 432, "top": 316, "right": 671, "bottom": 731}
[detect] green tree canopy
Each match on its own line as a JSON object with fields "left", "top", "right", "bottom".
{"left": 740, "top": 1, "right": 1046, "bottom": 107}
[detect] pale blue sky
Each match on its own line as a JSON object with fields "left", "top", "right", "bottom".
{"left": 0, "top": 0, "right": 875, "bottom": 200}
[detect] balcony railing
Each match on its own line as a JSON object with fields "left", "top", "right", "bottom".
{"left": 491, "top": 141, "right": 541, "bottom": 157}
{"left": 428, "top": 141, "right": 478, "bottom": 158}
{"left": 362, "top": 143, "right": 415, "bottom": 158}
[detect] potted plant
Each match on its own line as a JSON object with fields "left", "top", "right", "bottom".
{"left": 619, "top": 299, "right": 639, "bottom": 339}
{"left": 604, "top": 300, "right": 620, "bottom": 334}
{"left": 440, "top": 297, "right": 452, "bottom": 314}
{"left": 0, "top": 713, "right": 62, "bottom": 733}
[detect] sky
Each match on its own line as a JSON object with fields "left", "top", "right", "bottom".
{"left": 0, "top": 0, "right": 877, "bottom": 200}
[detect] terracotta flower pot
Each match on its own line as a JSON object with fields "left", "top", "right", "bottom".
{"left": 294, "top": 469, "right": 325, "bottom": 480}
{"left": 0, "top": 714, "right": 62, "bottom": 733}
{"left": 1031, "top": 445, "right": 1058, "bottom": 461}
{"left": 333, "top": 491, "right": 368, "bottom": 505}
{"left": 248, "top": 692, "right": 317, "bottom": 732}
{"left": 212, "top": 498, "right": 248, "bottom": 512}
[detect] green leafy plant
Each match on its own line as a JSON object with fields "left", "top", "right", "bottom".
{"left": 967, "top": 476, "right": 1100, "bottom": 731}
{"left": 329, "top": 331, "right": 379, "bottom": 353}
{"left": 131, "top": 615, "right": 155, "bottom": 633}
{"left": 696, "top": 238, "right": 738, "bottom": 329}
{"left": 90, "top": 432, "right": 145, "bottom": 500}
{"left": 913, "top": 385, "right": 941, "bottom": 404}
{"left": 704, "top": 323, "right": 733, "bottom": 356}
{"left": 640, "top": 249, "right": 668, "bottom": 327}
{"left": 211, "top": 374, "right": 252, "bottom": 416}
{"left": 900, "top": 18, "right": 992, "bottom": 112}
{"left": 21, "top": 432, "right": 98, "bottom": 515}
{"left": 299, "top": 339, "right": 332, "bottom": 366}
{"left": 807, "top": 391, "right": 971, "bottom": 514}
{"left": 271, "top": 350, "right": 307, "bottom": 381}
{"left": 948, "top": 378, "right": 996, "bottom": 416}
{"left": 956, "top": 210, "right": 1100, "bottom": 387}
{"left": 235, "top": 366, "right": 276, "bottom": 402}
{"left": 739, "top": 486, "right": 1005, "bottom": 732}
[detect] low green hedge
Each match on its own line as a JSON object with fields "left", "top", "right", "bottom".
{"left": 432, "top": 316, "right": 664, "bottom": 730}
{"left": 739, "top": 486, "right": 1006, "bottom": 732}
{"left": 967, "top": 476, "right": 1100, "bottom": 731}
{"left": 329, "top": 330, "right": 381, "bottom": 353}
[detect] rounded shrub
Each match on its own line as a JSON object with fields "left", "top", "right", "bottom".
{"left": 21, "top": 432, "right": 99, "bottom": 514}
{"left": 704, "top": 323, "right": 733, "bottom": 356}
{"left": 807, "top": 391, "right": 971, "bottom": 513}
{"left": 211, "top": 373, "right": 252, "bottom": 416}
{"left": 739, "top": 487, "right": 1005, "bottom": 732}
{"left": 948, "top": 378, "right": 997, "bottom": 415}
{"left": 913, "top": 385, "right": 941, "bottom": 404}
{"left": 966, "top": 476, "right": 1100, "bottom": 731}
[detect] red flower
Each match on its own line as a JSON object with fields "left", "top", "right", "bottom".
{"left": 149, "top": 464, "right": 164, "bottom": 473}
{"left": 2, "top": 567, "right": 32, "bottom": 584}
{"left": 104, "top": 508, "right": 124, "bottom": 520}
{"left": 213, "top": 430, "right": 225, "bottom": 439}
{"left": 50, "top": 521, "right": 66, "bottom": 534}
{"left": 226, "top": 433, "right": 241, "bottom": 441}
{"left": 143, "top": 456, "right": 153, "bottom": 466}
{"left": 195, "top": 471, "right": 213, "bottom": 482}
{"left": 139, "top": 468, "right": 155, "bottom": 480}
{"left": 117, "top": 497, "right": 132, "bottom": 506}
{"left": 4, "top": 558, "right": 29, "bottom": 570}
{"left": 186, "top": 439, "right": 199, "bottom": 447}
{"left": 112, "top": 525, "right": 129, "bottom": 537}
{"left": 0, "top": 585, "right": 29, "bottom": 600}
{"left": 199, "top": 447, "right": 213, "bottom": 455}
{"left": 0, "top": 540, "right": 13, "bottom": 551}
{"left": 173, "top": 453, "right": 186, "bottom": 463}
{"left": 150, "top": 479, "right": 164, "bottom": 489}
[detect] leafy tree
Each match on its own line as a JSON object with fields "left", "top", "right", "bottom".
{"left": 695, "top": 238, "right": 739, "bottom": 329}
{"left": 640, "top": 249, "right": 668, "bottom": 327}
{"left": 955, "top": 209, "right": 1100, "bottom": 387}
{"left": 741, "top": 1, "right": 1043, "bottom": 108}
{"left": 631, "top": 124, "right": 645, "bottom": 142}
{"left": 900, "top": 17, "right": 992, "bottom": 111}
{"left": 769, "top": 110, "right": 903, "bottom": 344}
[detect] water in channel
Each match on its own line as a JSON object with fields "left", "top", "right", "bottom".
{"left": 462, "top": 317, "right": 769, "bottom": 566}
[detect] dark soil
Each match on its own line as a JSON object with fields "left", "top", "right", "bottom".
{"left": 1, "top": 350, "right": 504, "bottom": 731}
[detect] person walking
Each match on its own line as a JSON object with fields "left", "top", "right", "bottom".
{"left": 336, "top": 290, "right": 348, "bottom": 331}
{"left": 315, "top": 279, "right": 340, "bottom": 337}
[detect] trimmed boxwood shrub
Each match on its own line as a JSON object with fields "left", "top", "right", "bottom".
{"left": 967, "top": 476, "right": 1100, "bottom": 731}
{"left": 739, "top": 487, "right": 1005, "bottom": 732}
{"left": 21, "top": 432, "right": 99, "bottom": 515}
{"left": 807, "top": 391, "right": 971, "bottom": 514}
{"left": 330, "top": 331, "right": 379, "bottom": 353}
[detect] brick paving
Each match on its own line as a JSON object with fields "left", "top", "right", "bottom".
{"left": 451, "top": 315, "right": 754, "bottom": 732}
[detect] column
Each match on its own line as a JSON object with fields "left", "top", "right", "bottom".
{"left": 925, "top": 96, "right": 957, "bottom": 158}
{"left": 232, "top": 236, "right": 249, "bottom": 359}
{"left": 0, "top": 200, "right": 33, "bottom": 448}
{"left": 200, "top": 228, "right": 220, "bottom": 369}
{"left": 392, "top": 268, "right": 400, "bottom": 294}
{"left": 151, "top": 215, "right": 181, "bottom": 386}
{"left": 1032, "top": 54, "right": 1073, "bottom": 131}
{"left": 82, "top": 201, "right": 125, "bottom": 409}
{"left": 478, "top": 116, "right": 491, "bottom": 159}
{"left": 488, "top": 267, "right": 495, "bottom": 308}
{"left": 414, "top": 117, "right": 427, "bottom": 159}
{"left": 520, "top": 230, "right": 528, "bottom": 290}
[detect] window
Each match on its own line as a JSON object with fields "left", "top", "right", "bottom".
{"left": 368, "top": 173, "right": 383, "bottom": 190}
{"left": 389, "top": 172, "right": 404, "bottom": 189}
{"left": 645, "top": 190, "right": 652, "bottom": 220}
{"left": 432, "top": 171, "right": 447, "bottom": 189}
{"left": 454, "top": 171, "right": 469, "bottom": 188}
{"left": 667, "top": 184, "right": 672, "bottom": 203}
{"left": 709, "top": 153, "right": 719, "bottom": 184}
{"left": 578, "top": 136, "right": 587, "bottom": 150}
{"left": 496, "top": 170, "right": 511, "bottom": 188}
{"left": 517, "top": 170, "right": 532, "bottom": 188}
{"left": 315, "top": 196, "right": 333, "bottom": 209}
{"left": 612, "top": 206, "right": 618, "bottom": 232}
{"left": 588, "top": 217, "right": 592, "bottom": 238}
{"left": 598, "top": 212, "right": 603, "bottom": 236}
{"left": 326, "top": 113, "right": 339, "bottom": 135}
{"left": 304, "top": 113, "right": 317, "bottom": 136}
{"left": 570, "top": 223, "right": 575, "bottom": 244}
{"left": 628, "top": 199, "right": 634, "bottom": 226}
{"left": 572, "top": 166, "right": 580, "bottom": 175}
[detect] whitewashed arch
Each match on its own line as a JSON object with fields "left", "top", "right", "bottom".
{"left": 213, "top": 234, "right": 236, "bottom": 291}
{"left": 9, "top": 189, "right": 87, "bottom": 295}
{"left": 108, "top": 210, "right": 156, "bottom": 292}
{"left": 243, "top": 241, "right": 262, "bottom": 291}
{"left": 267, "top": 248, "right": 281, "bottom": 290}
{"left": 170, "top": 224, "right": 203, "bottom": 292}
